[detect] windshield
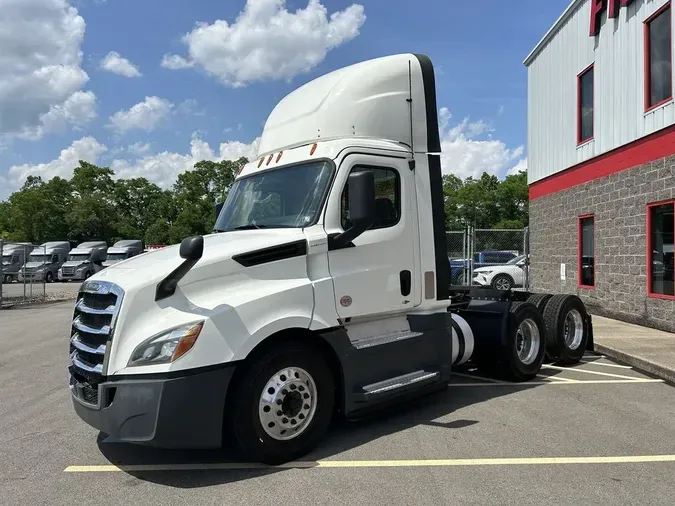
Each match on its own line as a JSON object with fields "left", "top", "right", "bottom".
{"left": 2, "top": 255, "right": 11, "bottom": 264}
{"left": 214, "top": 161, "right": 334, "bottom": 232}
{"left": 68, "top": 253, "right": 89, "bottom": 262}
{"left": 106, "top": 253, "right": 128, "bottom": 261}
{"left": 29, "top": 255, "right": 50, "bottom": 263}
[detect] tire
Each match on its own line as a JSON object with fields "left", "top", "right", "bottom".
{"left": 491, "top": 274, "right": 514, "bottom": 291}
{"left": 526, "top": 293, "right": 552, "bottom": 313}
{"left": 3, "top": 274, "right": 12, "bottom": 284}
{"left": 45, "top": 272, "right": 53, "bottom": 283}
{"left": 226, "top": 340, "right": 335, "bottom": 464}
{"left": 497, "top": 301, "right": 547, "bottom": 382}
{"left": 542, "top": 294, "right": 589, "bottom": 365}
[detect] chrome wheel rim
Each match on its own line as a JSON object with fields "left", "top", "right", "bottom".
{"left": 564, "top": 309, "right": 584, "bottom": 350}
{"left": 496, "top": 277, "right": 511, "bottom": 290}
{"left": 259, "top": 367, "right": 317, "bottom": 441}
{"left": 516, "top": 318, "right": 540, "bottom": 365}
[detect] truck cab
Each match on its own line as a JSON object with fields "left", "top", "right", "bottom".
{"left": 68, "top": 53, "right": 592, "bottom": 465}
{"left": 58, "top": 241, "right": 108, "bottom": 282}
{"left": 102, "top": 240, "right": 143, "bottom": 268}
{"left": 2, "top": 244, "right": 30, "bottom": 283}
{"left": 19, "top": 241, "right": 70, "bottom": 283}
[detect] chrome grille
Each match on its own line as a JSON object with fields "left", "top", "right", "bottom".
{"left": 68, "top": 280, "right": 124, "bottom": 407}
{"left": 61, "top": 266, "right": 75, "bottom": 275}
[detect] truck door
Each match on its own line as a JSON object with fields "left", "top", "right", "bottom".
{"left": 323, "top": 153, "right": 420, "bottom": 319}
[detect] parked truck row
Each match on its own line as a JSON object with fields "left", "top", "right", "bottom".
{"left": 1, "top": 239, "right": 146, "bottom": 284}
{"left": 67, "top": 53, "right": 594, "bottom": 465}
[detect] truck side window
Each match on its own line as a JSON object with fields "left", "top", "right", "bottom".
{"left": 341, "top": 166, "right": 401, "bottom": 230}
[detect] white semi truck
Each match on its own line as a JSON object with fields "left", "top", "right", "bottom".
{"left": 58, "top": 241, "right": 108, "bottom": 282}
{"left": 101, "top": 240, "right": 143, "bottom": 268}
{"left": 68, "top": 53, "right": 593, "bottom": 464}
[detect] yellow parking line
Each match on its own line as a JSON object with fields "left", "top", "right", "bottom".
{"left": 63, "top": 454, "right": 675, "bottom": 472}
{"left": 541, "top": 364, "right": 641, "bottom": 381}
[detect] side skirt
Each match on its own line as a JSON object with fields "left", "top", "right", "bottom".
{"left": 319, "top": 312, "right": 457, "bottom": 418}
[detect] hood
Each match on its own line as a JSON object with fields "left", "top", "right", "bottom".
{"left": 91, "top": 228, "right": 308, "bottom": 292}
{"left": 62, "top": 260, "right": 89, "bottom": 267}
{"left": 25, "top": 262, "right": 49, "bottom": 269}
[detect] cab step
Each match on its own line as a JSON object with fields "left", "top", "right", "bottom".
{"left": 361, "top": 369, "right": 439, "bottom": 398}
{"left": 353, "top": 330, "right": 423, "bottom": 349}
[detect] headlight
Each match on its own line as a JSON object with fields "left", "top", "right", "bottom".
{"left": 128, "top": 321, "right": 204, "bottom": 367}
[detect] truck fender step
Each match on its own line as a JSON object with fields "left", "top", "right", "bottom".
{"left": 359, "top": 370, "right": 440, "bottom": 400}
{"left": 352, "top": 330, "right": 423, "bottom": 349}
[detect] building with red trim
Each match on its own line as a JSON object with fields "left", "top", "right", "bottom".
{"left": 524, "top": 0, "right": 674, "bottom": 332}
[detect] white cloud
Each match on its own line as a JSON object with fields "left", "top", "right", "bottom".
{"left": 110, "top": 135, "right": 260, "bottom": 188}
{"left": 7, "top": 136, "right": 107, "bottom": 186}
{"left": 507, "top": 157, "right": 527, "bottom": 176}
{"left": 108, "top": 96, "right": 174, "bottom": 134}
{"left": 100, "top": 50, "right": 142, "bottom": 77}
{"left": 127, "top": 142, "right": 151, "bottom": 156}
{"left": 438, "top": 107, "right": 524, "bottom": 180}
{"left": 0, "top": 0, "right": 93, "bottom": 141}
{"left": 162, "top": 0, "right": 366, "bottom": 87}
{"left": 160, "top": 53, "right": 194, "bottom": 70}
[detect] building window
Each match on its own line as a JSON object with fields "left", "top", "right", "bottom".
{"left": 645, "top": 4, "right": 672, "bottom": 111}
{"left": 648, "top": 201, "right": 674, "bottom": 298}
{"left": 577, "top": 65, "right": 594, "bottom": 144}
{"left": 578, "top": 214, "right": 595, "bottom": 288}
{"left": 341, "top": 166, "right": 400, "bottom": 230}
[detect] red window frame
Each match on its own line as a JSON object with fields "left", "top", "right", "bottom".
{"left": 577, "top": 64, "right": 594, "bottom": 146}
{"left": 578, "top": 214, "right": 596, "bottom": 289}
{"left": 644, "top": 2, "right": 673, "bottom": 112}
{"left": 646, "top": 199, "right": 675, "bottom": 300}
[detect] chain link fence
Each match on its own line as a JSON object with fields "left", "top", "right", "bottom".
{"left": 1, "top": 241, "right": 47, "bottom": 308}
{"left": 446, "top": 227, "right": 530, "bottom": 291}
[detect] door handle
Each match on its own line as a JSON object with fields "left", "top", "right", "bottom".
{"left": 399, "top": 270, "right": 411, "bottom": 296}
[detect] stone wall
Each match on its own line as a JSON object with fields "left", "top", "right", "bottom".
{"left": 529, "top": 155, "right": 675, "bottom": 333}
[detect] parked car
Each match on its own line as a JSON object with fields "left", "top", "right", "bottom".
{"left": 449, "top": 250, "right": 519, "bottom": 285}
{"left": 473, "top": 254, "right": 529, "bottom": 290}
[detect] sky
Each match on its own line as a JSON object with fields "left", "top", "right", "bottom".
{"left": 0, "top": 0, "right": 571, "bottom": 201}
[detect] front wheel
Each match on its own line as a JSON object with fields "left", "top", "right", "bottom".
{"left": 491, "top": 274, "right": 513, "bottom": 291}
{"left": 226, "top": 340, "right": 335, "bottom": 464}
{"left": 45, "top": 271, "right": 54, "bottom": 283}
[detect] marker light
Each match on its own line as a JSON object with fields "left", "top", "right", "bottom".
{"left": 276, "top": 151, "right": 283, "bottom": 163}
{"left": 310, "top": 143, "right": 317, "bottom": 155}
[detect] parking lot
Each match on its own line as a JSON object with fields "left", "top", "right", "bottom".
{"left": 1, "top": 301, "right": 674, "bottom": 506}
{"left": 1, "top": 281, "right": 81, "bottom": 300}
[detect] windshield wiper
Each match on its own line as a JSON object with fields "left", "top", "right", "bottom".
{"left": 232, "top": 224, "right": 268, "bottom": 231}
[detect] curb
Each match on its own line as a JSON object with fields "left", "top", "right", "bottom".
{"left": 593, "top": 342, "right": 675, "bottom": 386}
{"left": 1, "top": 296, "right": 77, "bottom": 310}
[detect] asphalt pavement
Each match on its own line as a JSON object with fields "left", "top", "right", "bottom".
{"left": 1, "top": 280, "right": 81, "bottom": 299}
{"left": 1, "top": 302, "right": 674, "bottom": 506}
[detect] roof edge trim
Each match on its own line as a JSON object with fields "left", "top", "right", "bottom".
{"left": 523, "top": 0, "right": 585, "bottom": 66}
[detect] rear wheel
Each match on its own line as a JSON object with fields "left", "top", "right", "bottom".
{"left": 498, "top": 302, "right": 547, "bottom": 381}
{"left": 526, "top": 293, "right": 552, "bottom": 312}
{"left": 45, "top": 272, "right": 53, "bottom": 283}
{"left": 542, "top": 295, "right": 589, "bottom": 365}
{"left": 226, "top": 340, "right": 335, "bottom": 464}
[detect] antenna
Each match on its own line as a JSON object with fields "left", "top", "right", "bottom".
{"left": 407, "top": 60, "right": 414, "bottom": 158}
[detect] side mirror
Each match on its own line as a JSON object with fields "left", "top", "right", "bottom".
{"left": 156, "top": 235, "right": 204, "bottom": 301}
{"left": 215, "top": 202, "right": 224, "bottom": 223}
{"left": 329, "top": 170, "right": 376, "bottom": 250}
{"left": 180, "top": 235, "right": 204, "bottom": 261}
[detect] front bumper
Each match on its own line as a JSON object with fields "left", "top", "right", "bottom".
{"left": 59, "top": 271, "right": 86, "bottom": 281}
{"left": 18, "top": 272, "right": 44, "bottom": 282}
{"left": 69, "top": 364, "right": 237, "bottom": 449}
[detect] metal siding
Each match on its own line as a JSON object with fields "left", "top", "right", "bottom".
{"left": 527, "top": 0, "right": 675, "bottom": 184}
